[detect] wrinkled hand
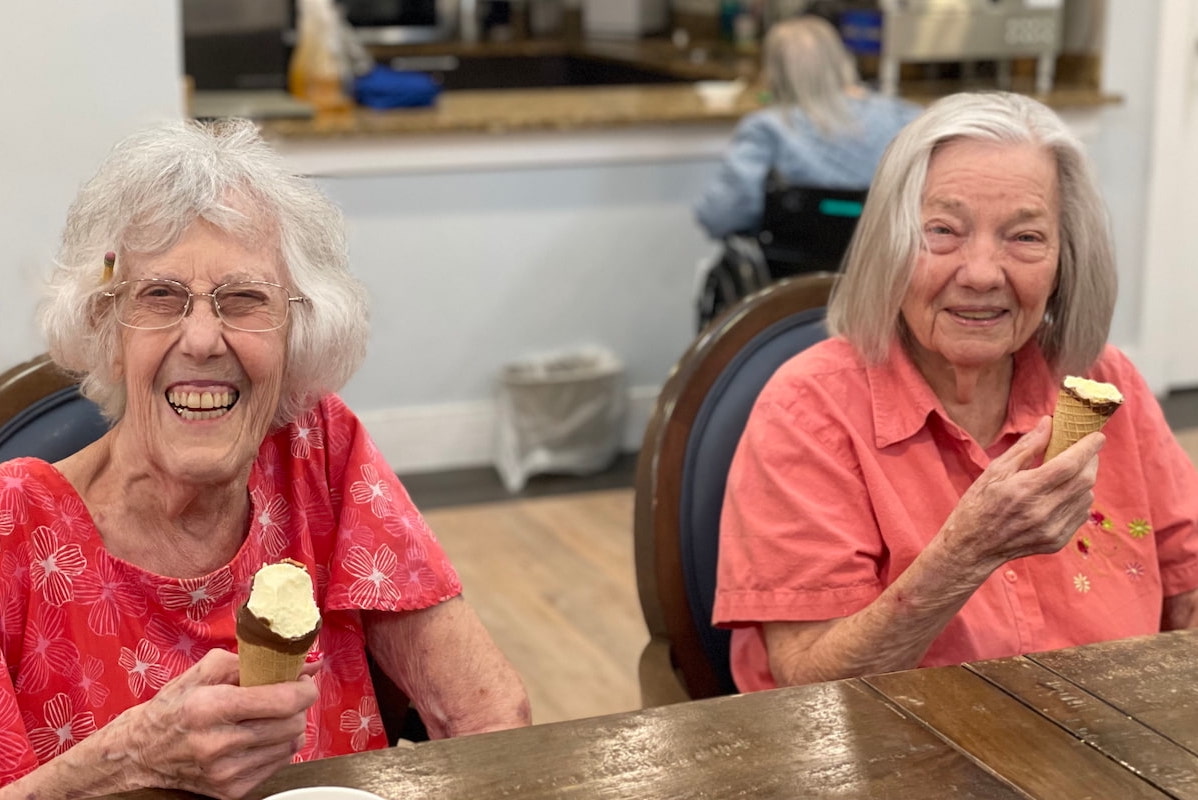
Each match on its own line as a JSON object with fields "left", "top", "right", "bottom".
{"left": 939, "top": 416, "right": 1104, "bottom": 576}
{"left": 122, "top": 649, "right": 318, "bottom": 800}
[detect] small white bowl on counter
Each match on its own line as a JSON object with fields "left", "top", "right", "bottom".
{"left": 694, "top": 79, "right": 746, "bottom": 111}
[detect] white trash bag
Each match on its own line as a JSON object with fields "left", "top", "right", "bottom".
{"left": 494, "top": 346, "right": 628, "bottom": 493}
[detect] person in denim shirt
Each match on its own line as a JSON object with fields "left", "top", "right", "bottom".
{"left": 694, "top": 15, "right": 921, "bottom": 239}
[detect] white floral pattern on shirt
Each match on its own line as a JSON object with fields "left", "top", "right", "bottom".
{"left": 0, "top": 394, "right": 461, "bottom": 785}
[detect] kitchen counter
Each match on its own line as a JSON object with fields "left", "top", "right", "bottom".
{"left": 256, "top": 80, "right": 1117, "bottom": 141}
{"left": 251, "top": 38, "right": 1119, "bottom": 142}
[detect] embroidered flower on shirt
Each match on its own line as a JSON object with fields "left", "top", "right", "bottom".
{"left": 1073, "top": 573, "right": 1091, "bottom": 593}
{"left": 1076, "top": 536, "right": 1092, "bottom": 557}
{"left": 1126, "top": 562, "right": 1145, "bottom": 579}
{"left": 1128, "top": 519, "right": 1152, "bottom": 539}
{"left": 1089, "top": 509, "right": 1114, "bottom": 531}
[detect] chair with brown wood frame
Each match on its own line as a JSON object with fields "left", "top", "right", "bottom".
{"left": 635, "top": 271, "right": 837, "bottom": 704}
{"left": 0, "top": 352, "right": 420, "bottom": 744}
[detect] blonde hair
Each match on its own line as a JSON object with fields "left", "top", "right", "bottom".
{"left": 763, "top": 15, "right": 860, "bottom": 134}
{"left": 826, "top": 92, "right": 1117, "bottom": 376}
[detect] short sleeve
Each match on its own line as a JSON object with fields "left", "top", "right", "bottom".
{"left": 299, "top": 396, "right": 463, "bottom": 612}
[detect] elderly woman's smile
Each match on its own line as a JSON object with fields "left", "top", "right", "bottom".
{"left": 948, "top": 306, "right": 1007, "bottom": 321}
{"left": 166, "top": 386, "right": 240, "bottom": 419}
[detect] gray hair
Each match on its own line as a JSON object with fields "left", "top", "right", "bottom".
{"left": 826, "top": 91, "right": 1116, "bottom": 377}
{"left": 40, "top": 118, "right": 370, "bottom": 427}
{"left": 764, "top": 15, "right": 860, "bottom": 134}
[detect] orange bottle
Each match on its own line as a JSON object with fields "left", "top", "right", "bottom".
{"left": 289, "top": 0, "right": 352, "bottom": 114}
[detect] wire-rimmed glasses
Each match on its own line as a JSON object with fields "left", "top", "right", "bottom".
{"left": 102, "top": 278, "right": 308, "bottom": 333}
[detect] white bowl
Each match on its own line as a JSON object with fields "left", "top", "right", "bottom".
{"left": 695, "top": 80, "right": 745, "bottom": 111}
{"left": 263, "top": 788, "right": 385, "bottom": 800}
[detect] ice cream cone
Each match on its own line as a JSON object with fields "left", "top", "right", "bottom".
{"left": 236, "top": 560, "right": 321, "bottom": 687}
{"left": 1044, "top": 378, "right": 1123, "bottom": 461}
{"left": 236, "top": 604, "right": 320, "bottom": 686}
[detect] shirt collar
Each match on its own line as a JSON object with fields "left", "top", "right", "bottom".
{"left": 866, "top": 338, "right": 1058, "bottom": 449}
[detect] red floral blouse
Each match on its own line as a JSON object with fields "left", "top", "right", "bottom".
{"left": 0, "top": 394, "right": 461, "bottom": 784}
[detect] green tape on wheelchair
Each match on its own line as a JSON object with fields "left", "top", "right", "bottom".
{"left": 818, "top": 198, "right": 864, "bottom": 218}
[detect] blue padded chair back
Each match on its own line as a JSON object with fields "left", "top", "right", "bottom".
{"left": 636, "top": 272, "right": 835, "bottom": 703}
{"left": 677, "top": 308, "right": 828, "bottom": 695}
{"left": 0, "top": 384, "right": 109, "bottom": 463}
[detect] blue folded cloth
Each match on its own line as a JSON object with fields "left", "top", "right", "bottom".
{"left": 353, "top": 66, "right": 441, "bottom": 109}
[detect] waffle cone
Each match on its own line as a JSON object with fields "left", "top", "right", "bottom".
{"left": 236, "top": 603, "right": 320, "bottom": 687}
{"left": 1044, "top": 388, "right": 1120, "bottom": 461}
{"left": 236, "top": 636, "right": 312, "bottom": 686}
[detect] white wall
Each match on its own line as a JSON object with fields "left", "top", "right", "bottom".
{"left": 1090, "top": 0, "right": 1156, "bottom": 359}
{"left": 314, "top": 140, "right": 720, "bottom": 471}
{"left": 1139, "top": 0, "right": 1198, "bottom": 394}
{"left": 0, "top": 1, "right": 184, "bottom": 370}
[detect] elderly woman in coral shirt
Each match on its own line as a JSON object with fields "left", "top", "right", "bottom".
{"left": 0, "top": 120, "right": 528, "bottom": 799}
{"left": 715, "top": 92, "right": 1198, "bottom": 691}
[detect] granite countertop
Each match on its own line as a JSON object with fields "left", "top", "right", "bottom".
{"left": 250, "top": 38, "right": 1120, "bottom": 142}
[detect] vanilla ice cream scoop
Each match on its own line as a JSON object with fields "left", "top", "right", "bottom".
{"left": 1062, "top": 375, "right": 1124, "bottom": 405}
{"left": 237, "top": 560, "right": 321, "bottom": 687}
{"left": 245, "top": 560, "right": 320, "bottom": 639}
{"left": 1045, "top": 376, "right": 1124, "bottom": 461}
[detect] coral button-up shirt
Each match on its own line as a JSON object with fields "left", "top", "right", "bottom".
{"left": 714, "top": 338, "right": 1198, "bottom": 692}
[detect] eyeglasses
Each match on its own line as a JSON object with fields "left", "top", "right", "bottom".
{"left": 102, "top": 278, "right": 309, "bottom": 333}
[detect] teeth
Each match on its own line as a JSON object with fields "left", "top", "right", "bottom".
{"left": 177, "top": 408, "right": 228, "bottom": 421}
{"left": 167, "top": 389, "right": 239, "bottom": 418}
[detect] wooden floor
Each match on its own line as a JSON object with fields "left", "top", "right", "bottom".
{"left": 425, "top": 488, "right": 644, "bottom": 725}
{"left": 425, "top": 430, "right": 1198, "bottom": 727}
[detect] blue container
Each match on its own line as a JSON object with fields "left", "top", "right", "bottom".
{"left": 839, "top": 9, "right": 882, "bottom": 56}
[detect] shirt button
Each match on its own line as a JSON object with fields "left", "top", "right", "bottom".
{"left": 1004, "top": 569, "right": 1018, "bottom": 583}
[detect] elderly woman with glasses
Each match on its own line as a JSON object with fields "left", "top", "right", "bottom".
{"left": 0, "top": 120, "right": 529, "bottom": 798}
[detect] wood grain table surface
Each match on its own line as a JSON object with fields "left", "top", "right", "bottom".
{"left": 100, "top": 629, "right": 1198, "bottom": 800}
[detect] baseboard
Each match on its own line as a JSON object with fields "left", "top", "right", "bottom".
{"left": 358, "top": 385, "right": 659, "bottom": 475}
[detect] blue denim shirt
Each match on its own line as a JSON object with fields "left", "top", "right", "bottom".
{"left": 694, "top": 93, "right": 922, "bottom": 239}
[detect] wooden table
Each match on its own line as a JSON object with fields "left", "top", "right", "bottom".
{"left": 105, "top": 629, "right": 1198, "bottom": 800}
